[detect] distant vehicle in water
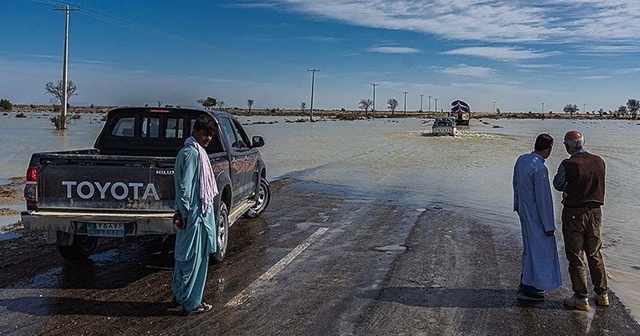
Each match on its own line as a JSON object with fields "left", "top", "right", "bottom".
{"left": 430, "top": 117, "right": 456, "bottom": 136}
{"left": 451, "top": 99, "right": 471, "bottom": 126}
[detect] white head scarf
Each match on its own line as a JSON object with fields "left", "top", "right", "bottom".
{"left": 185, "top": 136, "right": 219, "bottom": 213}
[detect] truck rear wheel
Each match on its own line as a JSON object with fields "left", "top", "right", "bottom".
{"left": 213, "top": 202, "right": 229, "bottom": 263}
{"left": 57, "top": 235, "right": 99, "bottom": 260}
{"left": 245, "top": 177, "right": 271, "bottom": 218}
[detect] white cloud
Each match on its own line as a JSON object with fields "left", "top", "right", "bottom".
{"left": 275, "top": 0, "right": 640, "bottom": 46}
{"left": 580, "top": 76, "right": 610, "bottom": 80}
{"left": 443, "top": 47, "right": 559, "bottom": 62}
{"left": 434, "top": 64, "right": 496, "bottom": 78}
{"left": 367, "top": 46, "right": 420, "bottom": 54}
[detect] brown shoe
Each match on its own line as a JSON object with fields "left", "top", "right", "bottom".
{"left": 564, "top": 295, "right": 590, "bottom": 311}
{"left": 595, "top": 293, "right": 610, "bottom": 306}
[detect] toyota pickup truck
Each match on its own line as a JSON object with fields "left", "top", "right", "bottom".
{"left": 21, "top": 106, "right": 271, "bottom": 261}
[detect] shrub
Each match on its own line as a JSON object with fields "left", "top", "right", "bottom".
{"left": 0, "top": 99, "right": 12, "bottom": 110}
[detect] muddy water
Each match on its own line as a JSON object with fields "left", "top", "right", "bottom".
{"left": 1, "top": 112, "right": 639, "bottom": 319}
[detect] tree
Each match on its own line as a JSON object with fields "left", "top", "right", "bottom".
{"left": 300, "top": 102, "right": 307, "bottom": 113}
{"left": 617, "top": 105, "right": 627, "bottom": 116}
{"left": 358, "top": 99, "right": 373, "bottom": 114}
{"left": 627, "top": 99, "right": 639, "bottom": 119}
{"left": 563, "top": 104, "right": 578, "bottom": 117}
{"left": 387, "top": 98, "right": 398, "bottom": 114}
{"left": 197, "top": 97, "right": 217, "bottom": 109}
{"left": 247, "top": 99, "right": 254, "bottom": 115}
{"left": 44, "top": 80, "right": 77, "bottom": 105}
{"left": 218, "top": 101, "right": 225, "bottom": 110}
{"left": 0, "top": 98, "right": 12, "bottom": 110}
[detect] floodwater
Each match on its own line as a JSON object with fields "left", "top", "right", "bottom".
{"left": 1, "top": 111, "right": 639, "bottom": 320}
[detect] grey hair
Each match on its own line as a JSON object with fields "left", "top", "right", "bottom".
{"left": 564, "top": 133, "right": 584, "bottom": 149}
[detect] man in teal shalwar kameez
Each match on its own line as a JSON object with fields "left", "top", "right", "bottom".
{"left": 173, "top": 115, "right": 219, "bottom": 315}
{"left": 512, "top": 133, "right": 562, "bottom": 301}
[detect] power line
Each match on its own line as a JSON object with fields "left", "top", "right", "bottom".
{"left": 308, "top": 68, "right": 319, "bottom": 122}
{"left": 403, "top": 91, "right": 408, "bottom": 113}
{"left": 54, "top": 3, "right": 79, "bottom": 130}
{"left": 370, "top": 83, "right": 379, "bottom": 112}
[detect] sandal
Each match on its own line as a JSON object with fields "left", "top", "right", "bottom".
{"left": 180, "top": 302, "right": 213, "bottom": 316}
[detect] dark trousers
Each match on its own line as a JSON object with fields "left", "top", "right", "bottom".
{"left": 561, "top": 207, "right": 608, "bottom": 298}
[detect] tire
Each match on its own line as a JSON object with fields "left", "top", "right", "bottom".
{"left": 213, "top": 202, "right": 229, "bottom": 263}
{"left": 57, "top": 235, "right": 99, "bottom": 260}
{"left": 245, "top": 177, "right": 271, "bottom": 218}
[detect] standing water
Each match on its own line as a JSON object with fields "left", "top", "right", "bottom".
{"left": 1, "top": 112, "right": 639, "bottom": 320}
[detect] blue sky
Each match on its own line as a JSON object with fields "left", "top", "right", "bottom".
{"left": 2, "top": 0, "right": 640, "bottom": 113}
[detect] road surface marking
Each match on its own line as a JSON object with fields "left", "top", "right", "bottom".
{"left": 225, "top": 227, "right": 329, "bottom": 307}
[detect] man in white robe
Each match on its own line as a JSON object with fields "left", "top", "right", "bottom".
{"left": 512, "top": 133, "right": 562, "bottom": 300}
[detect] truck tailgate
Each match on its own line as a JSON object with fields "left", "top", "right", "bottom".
{"left": 36, "top": 154, "right": 176, "bottom": 211}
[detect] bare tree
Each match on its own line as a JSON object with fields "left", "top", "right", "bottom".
{"left": 617, "top": 105, "right": 627, "bottom": 116}
{"left": 563, "top": 104, "right": 578, "bottom": 117}
{"left": 218, "top": 101, "right": 225, "bottom": 110}
{"left": 247, "top": 99, "right": 254, "bottom": 115}
{"left": 359, "top": 99, "right": 373, "bottom": 114}
{"left": 44, "top": 80, "right": 77, "bottom": 106}
{"left": 300, "top": 102, "right": 307, "bottom": 113}
{"left": 627, "top": 99, "right": 639, "bottom": 119}
{"left": 387, "top": 98, "right": 398, "bottom": 114}
{"left": 157, "top": 101, "right": 163, "bottom": 107}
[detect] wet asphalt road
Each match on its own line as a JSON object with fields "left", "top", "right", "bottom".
{"left": 1, "top": 178, "right": 639, "bottom": 335}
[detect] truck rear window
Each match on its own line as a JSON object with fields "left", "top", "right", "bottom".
{"left": 111, "top": 117, "right": 135, "bottom": 137}
{"left": 166, "top": 118, "right": 184, "bottom": 138}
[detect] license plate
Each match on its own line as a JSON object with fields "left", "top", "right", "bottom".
{"left": 86, "top": 222, "right": 126, "bottom": 237}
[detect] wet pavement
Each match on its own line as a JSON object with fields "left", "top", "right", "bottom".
{"left": 0, "top": 178, "right": 638, "bottom": 335}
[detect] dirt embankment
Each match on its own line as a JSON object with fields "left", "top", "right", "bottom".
{"left": 0, "top": 177, "right": 25, "bottom": 216}
{"left": 6, "top": 104, "right": 638, "bottom": 121}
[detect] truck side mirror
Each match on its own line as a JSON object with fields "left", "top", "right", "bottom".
{"left": 252, "top": 136, "right": 265, "bottom": 148}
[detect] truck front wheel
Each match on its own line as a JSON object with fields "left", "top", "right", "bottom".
{"left": 57, "top": 235, "right": 99, "bottom": 260}
{"left": 213, "top": 202, "right": 229, "bottom": 263}
{"left": 245, "top": 177, "right": 271, "bottom": 218}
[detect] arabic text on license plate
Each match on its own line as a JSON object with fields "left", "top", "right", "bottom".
{"left": 87, "top": 222, "right": 125, "bottom": 237}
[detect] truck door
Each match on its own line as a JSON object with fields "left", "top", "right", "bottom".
{"left": 228, "top": 118, "right": 260, "bottom": 200}
{"left": 218, "top": 117, "right": 250, "bottom": 206}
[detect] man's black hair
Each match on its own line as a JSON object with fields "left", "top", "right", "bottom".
{"left": 193, "top": 114, "right": 216, "bottom": 135}
{"left": 534, "top": 133, "right": 553, "bottom": 151}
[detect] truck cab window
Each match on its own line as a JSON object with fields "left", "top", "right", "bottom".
{"left": 231, "top": 119, "right": 251, "bottom": 149}
{"left": 111, "top": 117, "right": 135, "bottom": 137}
{"left": 141, "top": 117, "right": 160, "bottom": 138}
{"left": 166, "top": 118, "right": 184, "bottom": 138}
{"left": 219, "top": 118, "right": 243, "bottom": 150}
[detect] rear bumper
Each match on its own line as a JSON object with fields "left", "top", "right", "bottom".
{"left": 21, "top": 210, "right": 176, "bottom": 238}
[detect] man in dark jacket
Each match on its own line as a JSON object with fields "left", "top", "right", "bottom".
{"left": 553, "top": 130, "right": 609, "bottom": 311}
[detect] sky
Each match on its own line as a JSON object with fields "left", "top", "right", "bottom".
{"left": 2, "top": 0, "right": 640, "bottom": 113}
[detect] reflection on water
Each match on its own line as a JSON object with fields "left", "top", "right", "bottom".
{"left": 2, "top": 112, "right": 639, "bottom": 320}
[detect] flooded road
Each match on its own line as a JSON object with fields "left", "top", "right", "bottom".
{"left": 1, "top": 112, "right": 639, "bottom": 334}
{"left": 1, "top": 178, "right": 638, "bottom": 335}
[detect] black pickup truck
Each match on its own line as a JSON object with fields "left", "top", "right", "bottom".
{"left": 21, "top": 107, "right": 271, "bottom": 261}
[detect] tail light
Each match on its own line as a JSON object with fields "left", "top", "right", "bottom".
{"left": 25, "top": 165, "right": 38, "bottom": 209}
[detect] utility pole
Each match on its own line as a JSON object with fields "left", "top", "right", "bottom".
{"left": 403, "top": 91, "right": 409, "bottom": 113}
{"left": 583, "top": 104, "right": 586, "bottom": 114}
{"left": 54, "top": 4, "right": 79, "bottom": 130}
{"left": 542, "top": 102, "right": 544, "bottom": 114}
{"left": 370, "top": 83, "right": 379, "bottom": 113}
{"left": 428, "top": 96, "right": 431, "bottom": 113}
{"left": 493, "top": 101, "right": 496, "bottom": 114}
{"left": 307, "top": 68, "right": 319, "bottom": 122}
{"left": 420, "top": 94, "right": 424, "bottom": 112}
